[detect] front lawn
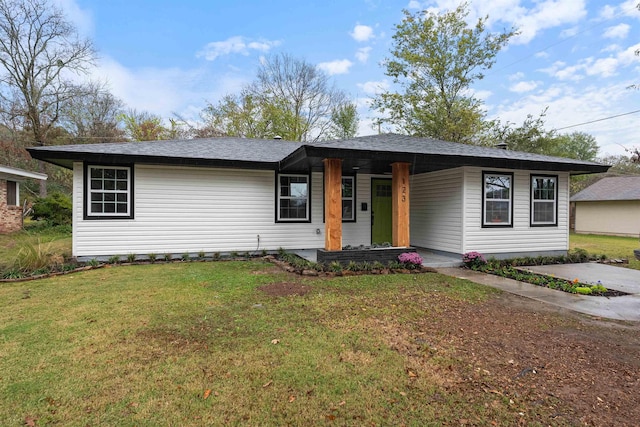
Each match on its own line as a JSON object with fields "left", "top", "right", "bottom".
{"left": 570, "top": 232, "right": 640, "bottom": 270}
{"left": 0, "top": 261, "right": 548, "bottom": 426}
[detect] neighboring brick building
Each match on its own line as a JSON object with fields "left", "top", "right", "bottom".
{"left": 0, "top": 165, "right": 47, "bottom": 234}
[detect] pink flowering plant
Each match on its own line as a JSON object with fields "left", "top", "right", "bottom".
{"left": 398, "top": 252, "right": 423, "bottom": 269}
{"left": 462, "top": 251, "right": 487, "bottom": 269}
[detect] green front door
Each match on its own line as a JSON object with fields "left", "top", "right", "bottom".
{"left": 371, "top": 178, "right": 392, "bottom": 244}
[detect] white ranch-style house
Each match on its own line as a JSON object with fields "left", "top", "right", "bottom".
{"left": 27, "top": 134, "right": 608, "bottom": 261}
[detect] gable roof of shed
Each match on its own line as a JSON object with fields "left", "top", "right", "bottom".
{"left": 26, "top": 133, "right": 609, "bottom": 175}
{"left": 571, "top": 176, "right": 640, "bottom": 202}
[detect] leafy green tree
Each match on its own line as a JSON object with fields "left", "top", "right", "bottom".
{"left": 119, "top": 110, "right": 167, "bottom": 141}
{"left": 372, "top": 2, "right": 516, "bottom": 143}
{"left": 488, "top": 111, "right": 556, "bottom": 153}
{"left": 327, "top": 102, "right": 359, "bottom": 140}
{"left": 550, "top": 132, "right": 599, "bottom": 161}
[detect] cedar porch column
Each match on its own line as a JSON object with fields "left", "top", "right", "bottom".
{"left": 324, "top": 158, "right": 343, "bottom": 251}
{"left": 392, "top": 162, "right": 410, "bottom": 247}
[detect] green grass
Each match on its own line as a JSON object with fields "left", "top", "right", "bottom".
{"left": 570, "top": 232, "right": 640, "bottom": 270}
{"left": 0, "top": 224, "right": 71, "bottom": 271}
{"left": 0, "top": 261, "right": 554, "bottom": 426}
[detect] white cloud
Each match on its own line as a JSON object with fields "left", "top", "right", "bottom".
{"left": 511, "top": 0, "right": 587, "bottom": 44}
{"left": 560, "top": 26, "right": 579, "bottom": 38}
{"left": 317, "top": 59, "right": 353, "bottom": 75}
{"left": 196, "top": 36, "right": 281, "bottom": 61}
{"left": 603, "top": 23, "right": 631, "bottom": 39}
{"left": 92, "top": 56, "right": 249, "bottom": 121}
{"left": 598, "top": 4, "right": 617, "bottom": 19}
{"left": 355, "top": 47, "right": 372, "bottom": 63}
{"left": 357, "top": 80, "right": 390, "bottom": 95}
{"left": 587, "top": 57, "right": 619, "bottom": 77}
{"left": 407, "top": 0, "right": 422, "bottom": 9}
{"left": 508, "top": 72, "right": 525, "bottom": 81}
{"left": 54, "top": 0, "right": 94, "bottom": 36}
{"left": 350, "top": 24, "right": 374, "bottom": 42}
{"left": 601, "top": 44, "right": 622, "bottom": 53}
{"left": 540, "top": 43, "right": 640, "bottom": 81}
{"left": 509, "top": 81, "right": 539, "bottom": 93}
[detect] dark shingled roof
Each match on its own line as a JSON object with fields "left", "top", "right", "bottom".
{"left": 27, "top": 133, "right": 609, "bottom": 174}
{"left": 27, "top": 137, "right": 303, "bottom": 169}
{"left": 571, "top": 176, "right": 640, "bottom": 202}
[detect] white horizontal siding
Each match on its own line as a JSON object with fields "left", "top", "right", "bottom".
{"left": 342, "top": 173, "right": 372, "bottom": 246}
{"left": 410, "top": 168, "right": 463, "bottom": 253}
{"left": 73, "top": 164, "right": 375, "bottom": 257}
{"left": 462, "top": 167, "right": 570, "bottom": 255}
{"left": 575, "top": 200, "right": 640, "bottom": 237}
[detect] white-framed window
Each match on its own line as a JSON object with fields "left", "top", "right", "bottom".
{"left": 87, "top": 165, "right": 132, "bottom": 218}
{"left": 341, "top": 176, "right": 355, "bottom": 222}
{"left": 483, "top": 172, "right": 513, "bottom": 227}
{"left": 531, "top": 175, "right": 557, "bottom": 226}
{"left": 277, "top": 174, "right": 310, "bottom": 222}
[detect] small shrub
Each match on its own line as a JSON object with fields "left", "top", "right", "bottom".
{"left": 164, "top": 253, "right": 172, "bottom": 262}
{"left": 261, "top": 249, "right": 268, "bottom": 257}
{"left": 568, "top": 248, "right": 589, "bottom": 263}
{"left": 346, "top": 261, "right": 359, "bottom": 271}
{"left": 575, "top": 286, "right": 593, "bottom": 295}
{"left": 329, "top": 261, "right": 342, "bottom": 273}
{"left": 358, "top": 261, "right": 373, "bottom": 272}
{"left": 2, "top": 268, "right": 25, "bottom": 279}
{"left": 213, "top": 252, "right": 221, "bottom": 260}
{"left": 398, "top": 252, "right": 423, "bottom": 268}
{"left": 181, "top": 253, "right": 190, "bottom": 261}
{"left": 108, "top": 255, "right": 120, "bottom": 264}
{"left": 462, "top": 251, "right": 487, "bottom": 269}
{"left": 13, "top": 239, "right": 55, "bottom": 272}
{"left": 148, "top": 253, "right": 157, "bottom": 263}
{"left": 277, "top": 247, "right": 287, "bottom": 257}
{"left": 31, "top": 192, "right": 72, "bottom": 226}
{"left": 87, "top": 258, "right": 100, "bottom": 267}
{"left": 198, "top": 250, "right": 206, "bottom": 259}
{"left": 126, "top": 253, "right": 137, "bottom": 263}
{"left": 230, "top": 251, "right": 239, "bottom": 259}
{"left": 372, "top": 261, "right": 385, "bottom": 271}
{"left": 387, "top": 260, "right": 403, "bottom": 270}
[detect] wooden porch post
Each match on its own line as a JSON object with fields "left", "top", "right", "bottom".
{"left": 392, "top": 162, "right": 410, "bottom": 247}
{"left": 324, "top": 158, "right": 343, "bottom": 251}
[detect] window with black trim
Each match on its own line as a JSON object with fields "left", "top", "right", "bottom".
{"left": 342, "top": 176, "right": 355, "bottom": 222}
{"left": 87, "top": 166, "right": 132, "bottom": 218}
{"left": 531, "top": 175, "right": 557, "bottom": 226}
{"left": 277, "top": 174, "right": 309, "bottom": 221}
{"left": 483, "top": 172, "right": 513, "bottom": 227}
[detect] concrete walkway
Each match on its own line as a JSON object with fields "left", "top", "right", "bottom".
{"left": 437, "top": 265, "right": 640, "bottom": 322}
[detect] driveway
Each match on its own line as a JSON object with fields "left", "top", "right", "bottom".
{"left": 437, "top": 263, "right": 640, "bottom": 322}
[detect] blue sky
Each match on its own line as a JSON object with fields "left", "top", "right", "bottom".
{"left": 59, "top": 0, "right": 640, "bottom": 157}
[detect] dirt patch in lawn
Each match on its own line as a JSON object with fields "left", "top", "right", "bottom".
{"left": 257, "top": 282, "right": 312, "bottom": 297}
{"left": 382, "top": 292, "right": 640, "bottom": 426}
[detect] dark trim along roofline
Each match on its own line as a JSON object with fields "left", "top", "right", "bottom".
{"left": 26, "top": 150, "right": 280, "bottom": 171}
{"left": 287, "top": 146, "right": 609, "bottom": 175}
